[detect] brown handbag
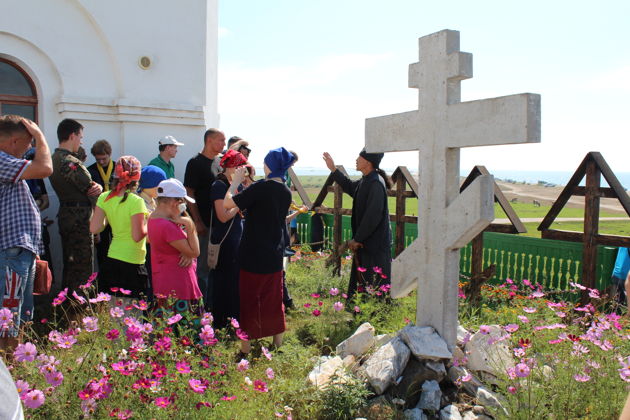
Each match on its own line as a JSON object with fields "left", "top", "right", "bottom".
{"left": 33, "top": 259, "right": 52, "bottom": 295}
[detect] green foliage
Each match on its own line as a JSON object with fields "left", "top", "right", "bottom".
{"left": 318, "top": 379, "right": 372, "bottom": 420}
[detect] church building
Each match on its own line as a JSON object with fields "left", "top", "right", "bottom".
{"left": 0, "top": 0, "right": 219, "bottom": 176}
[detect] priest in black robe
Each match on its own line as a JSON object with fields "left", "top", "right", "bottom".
{"left": 323, "top": 149, "right": 392, "bottom": 298}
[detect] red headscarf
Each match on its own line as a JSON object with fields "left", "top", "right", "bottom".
{"left": 220, "top": 149, "right": 248, "bottom": 169}
{"left": 105, "top": 155, "right": 141, "bottom": 201}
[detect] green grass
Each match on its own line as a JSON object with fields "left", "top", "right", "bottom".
{"left": 295, "top": 189, "right": 625, "bottom": 220}
{"left": 521, "top": 220, "right": 630, "bottom": 238}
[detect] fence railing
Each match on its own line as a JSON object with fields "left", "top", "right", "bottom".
{"left": 295, "top": 213, "right": 618, "bottom": 291}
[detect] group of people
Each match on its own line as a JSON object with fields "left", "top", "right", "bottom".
{"left": 1, "top": 114, "right": 397, "bottom": 357}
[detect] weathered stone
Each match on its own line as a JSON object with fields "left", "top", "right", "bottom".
{"left": 462, "top": 411, "right": 493, "bottom": 420}
{"left": 357, "top": 396, "right": 395, "bottom": 420}
{"left": 336, "top": 322, "right": 375, "bottom": 359}
{"left": 447, "top": 365, "right": 482, "bottom": 397}
{"left": 404, "top": 408, "right": 427, "bottom": 420}
{"left": 476, "top": 386, "right": 501, "bottom": 408}
{"left": 440, "top": 404, "right": 462, "bottom": 420}
{"left": 307, "top": 356, "right": 350, "bottom": 389}
{"left": 400, "top": 325, "right": 452, "bottom": 361}
{"left": 417, "top": 379, "right": 441, "bottom": 412}
{"left": 364, "top": 336, "right": 411, "bottom": 395}
{"left": 342, "top": 354, "right": 357, "bottom": 368}
{"left": 390, "top": 358, "right": 443, "bottom": 408}
{"left": 462, "top": 411, "right": 476, "bottom": 420}
{"left": 457, "top": 324, "right": 470, "bottom": 347}
{"left": 465, "top": 325, "right": 514, "bottom": 377}
{"left": 472, "top": 405, "right": 485, "bottom": 414}
{"left": 426, "top": 360, "right": 447, "bottom": 381}
{"left": 374, "top": 333, "right": 395, "bottom": 347}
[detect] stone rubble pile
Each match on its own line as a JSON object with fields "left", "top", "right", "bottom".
{"left": 308, "top": 322, "right": 510, "bottom": 419}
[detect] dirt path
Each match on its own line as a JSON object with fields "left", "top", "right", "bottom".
{"left": 497, "top": 181, "right": 628, "bottom": 214}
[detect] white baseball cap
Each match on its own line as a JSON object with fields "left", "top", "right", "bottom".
{"left": 159, "top": 135, "right": 184, "bottom": 146}
{"left": 157, "top": 179, "right": 195, "bottom": 203}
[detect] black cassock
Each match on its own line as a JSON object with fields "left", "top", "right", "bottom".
{"left": 332, "top": 169, "right": 392, "bottom": 298}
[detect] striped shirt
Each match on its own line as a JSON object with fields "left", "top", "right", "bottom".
{"left": 0, "top": 151, "right": 41, "bottom": 254}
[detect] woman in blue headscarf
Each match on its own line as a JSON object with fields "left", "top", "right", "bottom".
{"left": 223, "top": 147, "right": 295, "bottom": 356}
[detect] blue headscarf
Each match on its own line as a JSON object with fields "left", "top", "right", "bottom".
{"left": 264, "top": 147, "right": 295, "bottom": 182}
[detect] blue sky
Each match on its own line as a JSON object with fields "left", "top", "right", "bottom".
{"left": 217, "top": 0, "right": 630, "bottom": 175}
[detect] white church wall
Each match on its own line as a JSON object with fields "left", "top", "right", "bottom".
{"left": 1, "top": 0, "right": 218, "bottom": 282}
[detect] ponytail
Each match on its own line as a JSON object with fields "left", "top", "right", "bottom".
{"left": 376, "top": 168, "right": 392, "bottom": 190}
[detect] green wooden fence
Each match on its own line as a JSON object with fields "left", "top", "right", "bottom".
{"left": 295, "top": 214, "right": 618, "bottom": 291}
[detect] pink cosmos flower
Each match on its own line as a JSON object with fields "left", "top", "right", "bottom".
{"left": 518, "top": 315, "right": 530, "bottom": 323}
{"left": 310, "top": 293, "right": 321, "bottom": 298}
{"left": 530, "top": 291, "right": 545, "bottom": 298}
{"left": 460, "top": 373, "right": 472, "bottom": 382}
{"left": 479, "top": 325, "right": 491, "bottom": 335}
{"left": 574, "top": 373, "right": 591, "bottom": 382}
{"left": 167, "top": 314, "right": 182, "bottom": 325}
{"left": 23, "top": 389, "right": 45, "bottom": 409}
{"left": 569, "top": 281, "right": 587, "bottom": 290}
{"left": 52, "top": 288, "right": 68, "bottom": 305}
{"left": 514, "top": 348, "right": 525, "bottom": 357}
{"left": 154, "top": 397, "right": 171, "bottom": 408}
{"left": 221, "top": 395, "right": 237, "bottom": 401}
{"left": 235, "top": 329, "right": 249, "bottom": 341}
{"left": 262, "top": 346, "right": 272, "bottom": 361}
{"left": 266, "top": 367, "right": 275, "bottom": 379}
{"left": 133, "top": 300, "right": 148, "bottom": 310}
{"left": 0, "top": 307, "right": 13, "bottom": 327}
{"left": 201, "top": 312, "right": 213, "bottom": 326}
{"left": 72, "top": 290, "right": 87, "bottom": 304}
{"left": 82, "top": 316, "right": 99, "bottom": 332}
{"left": 14, "top": 342, "right": 37, "bottom": 362}
{"left": 253, "top": 379, "right": 269, "bottom": 392}
{"left": 507, "top": 386, "right": 517, "bottom": 394}
{"left": 110, "top": 307, "right": 124, "bottom": 318}
{"left": 357, "top": 267, "right": 367, "bottom": 273}
{"left": 514, "top": 363, "right": 530, "bottom": 378}
{"left": 522, "top": 307, "right": 537, "bottom": 313}
{"left": 458, "top": 288, "right": 466, "bottom": 299}
{"left": 15, "top": 379, "right": 29, "bottom": 398}
{"left": 504, "top": 324, "right": 519, "bottom": 333}
{"left": 176, "top": 361, "right": 191, "bottom": 374}
{"left": 119, "top": 288, "right": 132, "bottom": 295}
{"left": 588, "top": 289, "right": 600, "bottom": 299}
{"left": 154, "top": 336, "right": 172, "bottom": 353}
{"left": 353, "top": 306, "right": 361, "bottom": 313}
{"left": 237, "top": 359, "right": 249, "bottom": 372}
{"left": 189, "top": 378, "right": 207, "bottom": 394}
{"left": 333, "top": 301, "right": 344, "bottom": 312}
{"left": 230, "top": 318, "right": 240, "bottom": 329}
{"left": 329, "top": 288, "right": 339, "bottom": 296}
{"left": 117, "top": 409, "right": 133, "bottom": 419}
{"left": 312, "top": 309, "right": 321, "bottom": 317}
{"left": 45, "top": 370, "right": 63, "bottom": 387}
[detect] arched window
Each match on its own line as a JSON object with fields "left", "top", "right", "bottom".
{"left": 0, "top": 58, "right": 38, "bottom": 122}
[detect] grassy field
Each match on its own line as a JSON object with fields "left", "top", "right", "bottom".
{"left": 290, "top": 175, "right": 629, "bottom": 239}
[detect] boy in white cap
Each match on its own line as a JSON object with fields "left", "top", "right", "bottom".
{"left": 148, "top": 135, "right": 183, "bottom": 179}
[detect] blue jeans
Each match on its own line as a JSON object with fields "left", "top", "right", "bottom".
{"left": 0, "top": 247, "right": 35, "bottom": 337}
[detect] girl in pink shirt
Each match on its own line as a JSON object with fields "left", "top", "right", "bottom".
{"left": 147, "top": 179, "right": 201, "bottom": 308}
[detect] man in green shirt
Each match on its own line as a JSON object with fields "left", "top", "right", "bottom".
{"left": 148, "top": 135, "right": 183, "bottom": 179}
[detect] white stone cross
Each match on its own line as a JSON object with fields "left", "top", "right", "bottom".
{"left": 365, "top": 30, "right": 540, "bottom": 349}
